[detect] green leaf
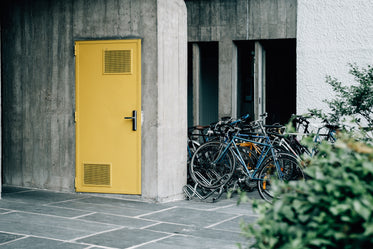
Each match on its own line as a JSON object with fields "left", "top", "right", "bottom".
{"left": 353, "top": 199, "right": 371, "bottom": 221}
{"left": 363, "top": 223, "right": 373, "bottom": 236}
{"left": 329, "top": 204, "right": 351, "bottom": 216}
{"left": 341, "top": 215, "right": 352, "bottom": 222}
{"left": 298, "top": 214, "right": 310, "bottom": 223}
{"left": 309, "top": 238, "right": 335, "bottom": 247}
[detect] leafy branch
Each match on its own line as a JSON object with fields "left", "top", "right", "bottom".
{"left": 315, "top": 64, "right": 373, "bottom": 128}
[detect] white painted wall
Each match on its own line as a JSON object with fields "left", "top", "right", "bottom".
{"left": 297, "top": 0, "right": 373, "bottom": 115}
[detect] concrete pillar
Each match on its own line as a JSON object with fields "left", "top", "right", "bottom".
{"left": 0, "top": 25, "right": 2, "bottom": 199}
{"left": 231, "top": 43, "right": 238, "bottom": 119}
{"left": 192, "top": 43, "right": 200, "bottom": 125}
{"left": 218, "top": 39, "right": 236, "bottom": 118}
{"left": 155, "top": 0, "right": 188, "bottom": 202}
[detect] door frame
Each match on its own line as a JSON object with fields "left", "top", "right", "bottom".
{"left": 254, "top": 41, "right": 266, "bottom": 120}
{"left": 74, "top": 39, "right": 142, "bottom": 194}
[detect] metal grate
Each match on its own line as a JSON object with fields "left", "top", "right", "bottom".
{"left": 84, "top": 164, "right": 111, "bottom": 186}
{"left": 104, "top": 50, "right": 132, "bottom": 74}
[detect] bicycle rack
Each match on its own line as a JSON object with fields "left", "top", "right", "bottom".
{"left": 183, "top": 182, "right": 227, "bottom": 202}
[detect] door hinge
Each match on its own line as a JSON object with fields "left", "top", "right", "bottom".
{"left": 74, "top": 45, "right": 78, "bottom": 56}
{"left": 74, "top": 111, "right": 78, "bottom": 122}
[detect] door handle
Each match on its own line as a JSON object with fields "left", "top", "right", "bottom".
{"left": 124, "top": 110, "right": 137, "bottom": 131}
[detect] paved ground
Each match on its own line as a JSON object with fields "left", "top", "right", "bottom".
{"left": 0, "top": 186, "right": 260, "bottom": 249}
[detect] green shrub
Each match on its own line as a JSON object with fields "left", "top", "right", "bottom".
{"left": 309, "top": 64, "right": 373, "bottom": 134}
{"left": 325, "top": 64, "right": 373, "bottom": 127}
{"left": 240, "top": 134, "right": 373, "bottom": 249}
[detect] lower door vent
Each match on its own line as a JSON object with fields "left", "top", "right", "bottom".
{"left": 84, "top": 164, "right": 111, "bottom": 186}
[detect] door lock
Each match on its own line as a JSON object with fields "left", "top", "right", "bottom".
{"left": 124, "top": 110, "right": 137, "bottom": 131}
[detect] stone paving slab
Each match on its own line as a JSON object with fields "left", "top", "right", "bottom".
{"left": 0, "top": 212, "right": 121, "bottom": 241}
{"left": 164, "top": 226, "right": 247, "bottom": 244}
{"left": 211, "top": 215, "right": 258, "bottom": 233}
{"left": 77, "top": 212, "right": 156, "bottom": 228}
{"left": 75, "top": 227, "right": 170, "bottom": 248}
{"left": 48, "top": 198, "right": 168, "bottom": 217}
{"left": 74, "top": 196, "right": 168, "bottom": 211}
{"left": 0, "top": 200, "right": 89, "bottom": 218}
{"left": 142, "top": 222, "right": 196, "bottom": 234}
{"left": 0, "top": 209, "right": 11, "bottom": 214}
{"left": 134, "top": 233, "right": 239, "bottom": 249}
{"left": 139, "top": 206, "right": 241, "bottom": 227}
{"left": 1, "top": 236, "right": 87, "bottom": 249}
{"left": 0, "top": 186, "right": 261, "bottom": 248}
{"left": 0, "top": 232, "right": 23, "bottom": 245}
{"left": 1, "top": 186, "right": 32, "bottom": 194}
{"left": 162, "top": 198, "right": 239, "bottom": 210}
{"left": 1, "top": 188, "right": 85, "bottom": 204}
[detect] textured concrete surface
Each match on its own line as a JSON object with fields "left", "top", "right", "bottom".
{"left": 297, "top": 0, "right": 373, "bottom": 115}
{"left": 0, "top": 186, "right": 260, "bottom": 249}
{"left": 0, "top": 24, "right": 2, "bottom": 199}
{"left": 1, "top": 0, "right": 187, "bottom": 201}
{"left": 185, "top": 0, "right": 297, "bottom": 119}
{"left": 155, "top": 0, "right": 188, "bottom": 202}
{"left": 185, "top": 0, "right": 297, "bottom": 41}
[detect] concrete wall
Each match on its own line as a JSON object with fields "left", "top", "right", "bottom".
{"left": 2, "top": 0, "right": 75, "bottom": 191}
{"left": 297, "top": 0, "right": 373, "bottom": 114}
{"left": 0, "top": 24, "right": 1, "bottom": 199}
{"left": 186, "top": 0, "right": 296, "bottom": 41}
{"left": 156, "top": 0, "right": 188, "bottom": 201}
{"left": 1, "top": 0, "right": 187, "bottom": 201}
{"left": 185, "top": 0, "right": 297, "bottom": 118}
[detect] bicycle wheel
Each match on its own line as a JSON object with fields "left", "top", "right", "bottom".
{"left": 234, "top": 145, "right": 259, "bottom": 191}
{"left": 257, "top": 153, "right": 304, "bottom": 203}
{"left": 187, "top": 139, "right": 200, "bottom": 185}
{"left": 189, "top": 142, "right": 236, "bottom": 189}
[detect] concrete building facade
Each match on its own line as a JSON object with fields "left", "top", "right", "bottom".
{"left": 1, "top": 0, "right": 187, "bottom": 202}
{"left": 186, "top": 0, "right": 373, "bottom": 125}
{"left": 1, "top": 0, "right": 373, "bottom": 200}
{"left": 186, "top": 0, "right": 297, "bottom": 126}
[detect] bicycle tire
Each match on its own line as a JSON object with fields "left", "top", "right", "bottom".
{"left": 236, "top": 145, "right": 259, "bottom": 191}
{"left": 257, "top": 153, "right": 304, "bottom": 203}
{"left": 189, "top": 142, "right": 236, "bottom": 189}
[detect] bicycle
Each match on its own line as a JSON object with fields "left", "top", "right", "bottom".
{"left": 189, "top": 115, "right": 305, "bottom": 203}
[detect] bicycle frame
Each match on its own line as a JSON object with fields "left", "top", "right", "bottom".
{"left": 215, "top": 132, "right": 284, "bottom": 181}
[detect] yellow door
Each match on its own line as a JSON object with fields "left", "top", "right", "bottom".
{"left": 75, "top": 40, "right": 141, "bottom": 194}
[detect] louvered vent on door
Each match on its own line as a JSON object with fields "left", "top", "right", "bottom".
{"left": 104, "top": 50, "right": 132, "bottom": 74}
{"left": 84, "top": 164, "right": 111, "bottom": 186}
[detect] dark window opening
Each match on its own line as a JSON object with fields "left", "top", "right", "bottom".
{"left": 236, "top": 41, "right": 255, "bottom": 119}
{"left": 199, "top": 42, "right": 219, "bottom": 126}
{"left": 187, "top": 42, "right": 219, "bottom": 126}
{"left": 262, "top": 39, "right": 296, "bottom": 125}
{"left": 187, "top": 43, "right": 193, "bottom": 127}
